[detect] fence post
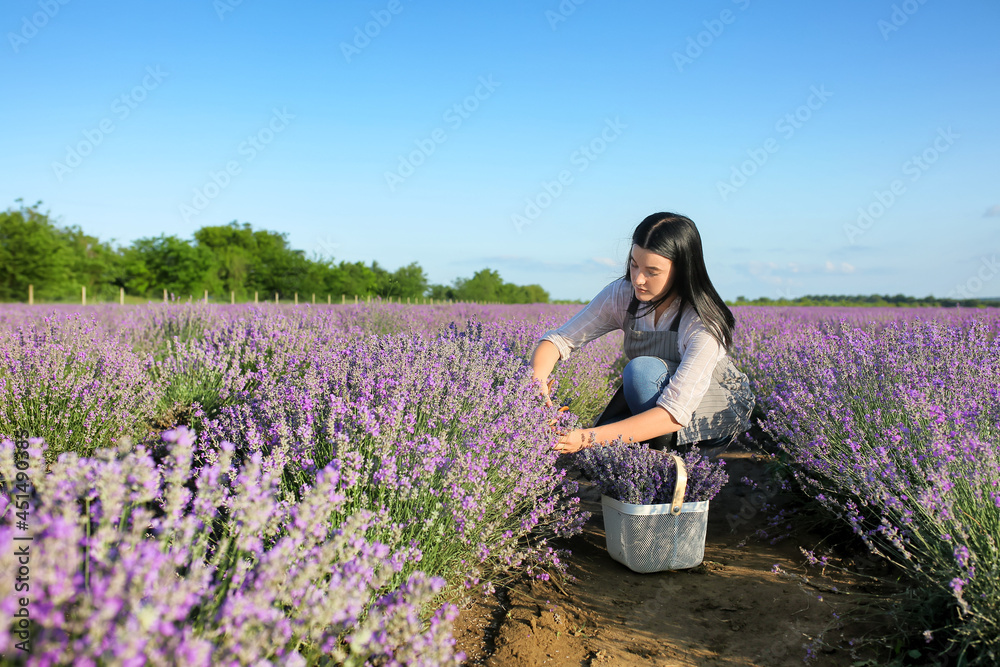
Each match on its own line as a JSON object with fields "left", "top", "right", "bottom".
{"left": 204, "top": 290, "right": 208, "bottom": 305}
{"left": 28, "top": 284, "right": 33, "bottom": 305}
{"left": 120, "top": 287, "right": 124, "bottom": 305}
{"left": 231, "top": 291, "right": 235, "bottom": 305}
{"left": 275, "top": 292, "right": 279, "bottom": 304}
{"left": 82, "top": 286, "right": 86, "bottom": 305}
{"left": 254, "top": 291, "right": 258, "bottom": 304}
{"left": 312, "top": 293, "right": 315, "bottom": 305}
{"left": 294, "top": 292, "right": 298, "bottom": 305}
{"left": 163, "top": 288, "right": 167, "bottom": 304}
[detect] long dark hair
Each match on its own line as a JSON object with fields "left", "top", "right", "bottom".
{"left": 623, "top": 212, "right": 735, "bottom": 349}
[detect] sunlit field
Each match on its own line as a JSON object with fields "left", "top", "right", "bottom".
{"left": 1, "top": 302, "right": 997, "bottom": 665}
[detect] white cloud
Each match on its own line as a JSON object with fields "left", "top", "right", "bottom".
{"left": 591, "top": 256, "right": 619, "bottom": 268}
{"left": 824, "top": 261, "right": 855, "bottom": 274}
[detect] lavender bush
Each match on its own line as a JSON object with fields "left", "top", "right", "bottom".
{"left": 0, "top": 314, "right": 159, "bottom": 462}
{"left": 576, "top": 441, "right": 729, "bottom": 505}
{"left": 0, "top": 302, "right": 607, "bottom": 664}
{"left": 199, "top": 321, "right": 587, "bottom": 592}
{"left": 739, "top": 313, "right": 1000, "bottom": 664}
{"left": 11, "top": 300, "right": 995, "bottom": 662}
{"left": 0, "top": 428, "right": 461, "bottom": 666}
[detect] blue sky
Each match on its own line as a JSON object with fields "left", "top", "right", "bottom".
{"left": 1, "top": 0, "right": 998, "bottom": 301}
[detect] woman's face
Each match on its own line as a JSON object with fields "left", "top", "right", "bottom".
{"left": 629, "top": 244, "right": 675, "bottom": 303}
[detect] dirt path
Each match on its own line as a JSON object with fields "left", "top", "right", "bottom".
{"left": 454, "top": 443, "right": 889, "bottom": 666}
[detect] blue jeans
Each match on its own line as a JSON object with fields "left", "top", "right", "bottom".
{"left": 601, "top": 356, "right": 734, "bottom": 454}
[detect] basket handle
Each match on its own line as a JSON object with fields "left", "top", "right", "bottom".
{"left": 669, "top": 454, "right": 687, "bottom": 515}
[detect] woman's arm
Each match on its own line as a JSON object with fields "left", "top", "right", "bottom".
{"left": 554, "top": 405, "right": 682, "bottom": 454}
{"left": 530, "top": 279, "right": 629, "bottom": 404}
{"left": 530, "top": 339, "right": 561, "bottom": 406}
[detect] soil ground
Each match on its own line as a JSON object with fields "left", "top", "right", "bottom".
{"left": 453, "top": 438, "right": 896, "bottom": 667}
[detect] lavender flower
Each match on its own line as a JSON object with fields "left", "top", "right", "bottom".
{"left": 575, "top": 440, "right": 728, "bottom": 505}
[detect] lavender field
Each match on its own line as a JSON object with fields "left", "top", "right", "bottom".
{"left": 0, "top": 302, "right": 997, "bottom": 665}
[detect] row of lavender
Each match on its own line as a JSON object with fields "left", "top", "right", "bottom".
{"left": 0, "top": 302, "right": 619, "bottom": 665}
{"left": 1, "top": 301, "right": 998, "bottom": 663}
{"left": 732, "top": 307, "right": 1000, "bottom": 664}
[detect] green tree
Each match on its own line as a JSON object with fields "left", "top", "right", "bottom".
{"left": 453, "top": 268, "right": 503, "bottom": 302}
{"left": 193, "top": 222, "right": 256, "bottom": 298}
{"left": 130, "top": 235, "right": 215, "bottom": 299}
{"left": 374, "top": 261, "right": 428, "bottom": 299}
{"left": 522, "top": 284, "right": 550, "bottom": 303}
{"left": 426, "top": 283, "right": 455, "bottom": 301}
{"left": 323, "top": 260, "right": 378, "bottom": 298}
{"left": 0, "top": 203, "right": 76, "bottom": 301}
{"left": 63, "top": 225, "right": 121, "bottom": 300}
{"left": 246, "top": 229, "right": 313, "bottom": 298}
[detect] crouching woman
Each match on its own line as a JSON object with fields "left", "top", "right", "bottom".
{"left": 530, "top": 212, "right": 754, "bottom": 455}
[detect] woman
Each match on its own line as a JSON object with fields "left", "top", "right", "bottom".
{"left": 530, "top": 212, "right": 754, "bottom": 455}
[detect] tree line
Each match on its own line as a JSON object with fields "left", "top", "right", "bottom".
{"left": 0, "top": 202, "right": 550, "bottom": 303}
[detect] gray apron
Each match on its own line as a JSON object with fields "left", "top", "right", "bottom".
{"left": 593, "top": 299, "right": 754, "bottom": 450}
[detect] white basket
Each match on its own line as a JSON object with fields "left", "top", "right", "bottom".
{"left": 601, "top": 454, "right": 709, "bottom": 573}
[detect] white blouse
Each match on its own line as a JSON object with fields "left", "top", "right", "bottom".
{"left": 540, "top": 278, "right": 726, "bottom": 427}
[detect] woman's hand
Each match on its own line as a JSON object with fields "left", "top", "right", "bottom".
{"left": 534, "top": 375, "right": 554, "bottom": 407}
{"left": 553, "top": 428, "right": 592, "bottom": 454}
